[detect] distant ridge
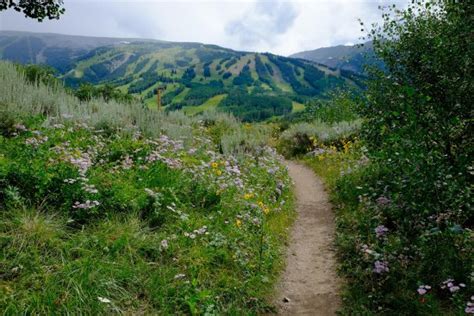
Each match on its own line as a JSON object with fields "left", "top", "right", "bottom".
{"left": 290, "top": 41, "right": 377, "bottom": 74}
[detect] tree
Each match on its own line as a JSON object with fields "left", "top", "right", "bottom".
{"left": 0, "top": 0, "right": 65, "bottom": 22}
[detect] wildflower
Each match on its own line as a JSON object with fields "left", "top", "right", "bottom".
{"left": 83, "top": 183, "right": 98, "bottom": 194}
{"left": 144, "top": 188, "right": 156, "bottom": 196}
{"left": 98, "top": 297, "right": 111, "bottom": 303}
{"left": 244, "top": 193, "right": 254, "bottom": 200}
{"left": 236, "top": 219, "right": 242, "bottom": 228}
{"left": 25, "top": 136, "right": 48, "bottom": 147}
{"left": 449, "top": 286, "right": 460, "bottom": 293}
{"left": 215, "top": 170, "right": 222, "bottom": 176}
{"left": 257, "top": 201, "right": 270, "bottom": 215}
{"left": 262, "top": 206, "right": 270, "bottom": 215}
{"left": 194, "top": 226, "right": 207, "bottom": 235}
{"left": 14, "top": 123, "right": 27, "bottom": 132}
{"left": 160, "top": 239, "right": 169, "bottom": 250}
{"left": 72, "top": 200, "right": 99, "bottom": 209}
{"left": 174, "top": 274, "right": 186, "bottom": 280}
{"left": 121, "top": 155, "right": 133, "bottom": 169}
{"left": 375, "top": 225, "right": 389, "bottom": 238}
{"left": 417, "top": 285, "right": 431, "bottom": 295}
{"left": 343, "top": 140, "right": 351, "bottom": 153}
{"left": 441, "top": 278, "right": 464, "bottom": 294}
{"left": 211, "top": 162, "right": 218, "bottom": 168}
{"left": 376, "top": 196, "right": 391, "bottom": 207}
{"left": 466, "top": 297, "right": 474, "bottom": 314}
{"left": 373, "top": 260, "right": 389, "bottom": 274}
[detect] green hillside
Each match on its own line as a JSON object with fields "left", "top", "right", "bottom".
{"left": 0, "top": 31, "right": 359, "bottom": 121}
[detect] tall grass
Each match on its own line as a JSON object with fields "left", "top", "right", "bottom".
{"left": 0, "top": 61, "right": 196, "bottom": 140}
{"left": 0, "top": 61, "right": 269, "bottom": 155}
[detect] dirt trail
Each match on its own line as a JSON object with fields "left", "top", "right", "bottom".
{"left": 274, "top": 161, "right": 340, "bottom": 315}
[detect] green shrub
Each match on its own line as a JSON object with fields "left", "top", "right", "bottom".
{"left": 278, "top": 120, "right": 361, "bottom": 157}
{"left": 309, "top": 1, "right": 473, "bottom": 314}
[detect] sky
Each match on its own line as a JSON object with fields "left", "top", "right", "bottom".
{"left": 0, "top": 0, "right": 409, "bottom": 56}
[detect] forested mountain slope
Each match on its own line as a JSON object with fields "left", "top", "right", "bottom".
{"left": 290, "top": 41, "right": 378, "bottom": 74}
{"left": 0, "top": 31, "right": 360, "bottom": 121}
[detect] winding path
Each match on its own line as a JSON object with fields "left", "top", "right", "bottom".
{"left": 274, "top": 161, "right": 341, "bottom": 315}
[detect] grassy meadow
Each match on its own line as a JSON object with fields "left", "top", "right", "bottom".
{"left": 0, "top": 61, "right": 295, "bottom": 314}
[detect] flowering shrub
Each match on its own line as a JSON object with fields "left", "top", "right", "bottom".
{"left": 301, "top": 1, "right": 473, "bottom": 314}
{"left": 277, "top": 119, "right": 361, "bottom": 157}
{"left": 305, "top": 139, "right": 472, "bottom": 314}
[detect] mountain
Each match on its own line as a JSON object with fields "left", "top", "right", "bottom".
{"left": 0, "top": 31, "right": 157, "bottom": 72}
{"left": 0, "top": 31, "right": 361, "bottom": 121}
{"left": 290, "top": 42, "right": 377, "bottom": 74}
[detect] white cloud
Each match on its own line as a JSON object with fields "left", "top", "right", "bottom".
{"left": 0, "top": 0, "right": 409, "bottom": 55}
{"left": 225, "top": 0, "right": 299, "bottom": 49}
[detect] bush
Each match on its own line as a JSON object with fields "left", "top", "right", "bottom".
{"left": 313, "top": 1, "right": 473, "bottom": 314}
{"left": 75, "top": 83, "right": 134, "bottom": 104}
{"left": 284, "top": 90, "right": 359, "bottom": 124}
{"left": 278, "top": 120, "right": 361, "bottom": 157}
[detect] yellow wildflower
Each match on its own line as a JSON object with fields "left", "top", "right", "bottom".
{"left": 244, "top": 193, "right": 254, "bottom": 200}
{"left": 215, "top": 170, "right": 222, "bottom": 176}
{"left": 236, "top": 219, "right": 242, "bottom": 228}
{"left": 343, "top": 141, "right": 351, "bottom": 153}
{"left": 211, "top": 162, "right": 218, "bottom": 168}
{"left": 257, "top": 201, "right": 270, "bottom": 215}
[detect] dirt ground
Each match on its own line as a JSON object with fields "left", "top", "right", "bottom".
{"left": 274, "top": 161, "right": 341, "bottom": 315}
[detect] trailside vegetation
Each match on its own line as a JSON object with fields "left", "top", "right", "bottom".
{"left": 283, "top": 1, "right": 472, "bottom": 314}
{"left": 276, "top": 1, "right": 471, "bottom": 314}
{"left": 0, "top": 61, "right": 295, "bottom": 314}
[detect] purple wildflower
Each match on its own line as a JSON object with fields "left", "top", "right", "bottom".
{"left": 417, "top": 285, "right": 431, "bottom": 295}
{"left": 375, "top": 225, "right": 389, "bottom": 238}
{"left": 466, "top": 297, "right": 474, "bottom": 314}
{"left": 373, "top": 260, "right": 389, "bottom": 274}
{"left": 376, "top": 196, "right": 391, "bottom": 207}
{"left": 441, "top": 278, "right": 465, "bottom": 294}
{"left": 73, "top": 200, "right": 99, "bottom": 209}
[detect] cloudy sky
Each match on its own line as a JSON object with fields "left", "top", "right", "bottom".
{"left": 0, "top": 0, "right": 408, "bottom": 56}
